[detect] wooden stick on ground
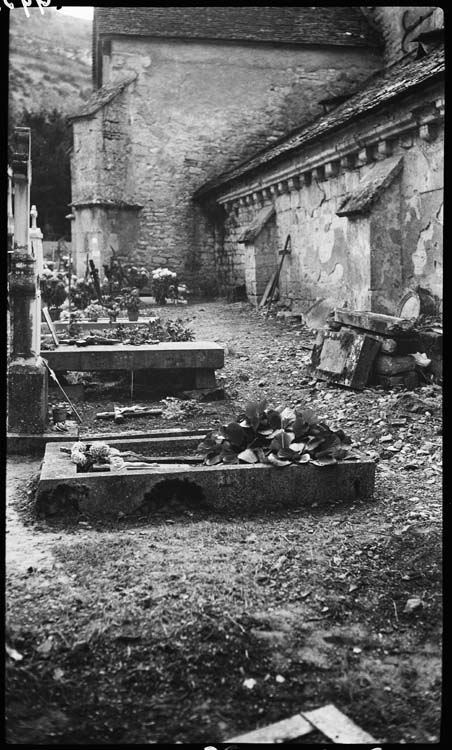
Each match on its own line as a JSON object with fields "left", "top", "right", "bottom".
{"left": 266, "top": 234, "right": 291, "bottom": 318}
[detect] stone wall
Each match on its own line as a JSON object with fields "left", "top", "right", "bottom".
{"left": 359, "top": 6, "right": 444, "bottom": 65}
{"left": 71, "top": 88, "right": 136, "bottom": 206}
{"left": 71, "top": 37, "right": 381, "bottom": 287}
{"left": 71, "top": 205, "right": 142, "bottom": 277}
{"left": 216, "top": 83, "right": 443, "bottom": 319}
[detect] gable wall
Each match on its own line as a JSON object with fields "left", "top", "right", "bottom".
{"left": 86, "top": 37, "right": 381, "bottom": 289}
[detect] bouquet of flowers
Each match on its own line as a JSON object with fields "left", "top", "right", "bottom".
{"left": 69, "top": 278, "right": 97, "bottom": 310}
{"left": 124, "top": 265, "right": 150, "bottom": 290}
{"left": 40, "top": 270, "right": 68, "bottom": 310}
{"left": 152, "top": 267, "right": 177, "bottom": 305}
{"left": 85, "top": 302, "right": 109, "bottom": 321}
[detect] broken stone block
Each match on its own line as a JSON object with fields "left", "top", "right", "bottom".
{"left": 375, "top": 372, "right": 419, "bottom": 390}
{"left": 333, "top": 309, "right": 416, "bottom": 337}
{"left": 310, "top": 329, "right": 381, "bottom": 390}
{"left": 374, "top": 354, "right": 415, "bottom": 375}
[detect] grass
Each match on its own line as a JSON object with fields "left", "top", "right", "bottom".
{"left": 6, "top": 302, "right": 442, "bottom": 744}
{"left": 6, "top": 491, "right": 442, "bottom": 744}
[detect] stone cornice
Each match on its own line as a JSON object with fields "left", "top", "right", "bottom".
{"left": 214, "top": 89, "right": 444, "bottom": 210}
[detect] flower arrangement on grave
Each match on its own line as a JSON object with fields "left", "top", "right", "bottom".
{"left": 59, "top": 309, "right": 86, "bottom": 337}
{"left": 124, "top": 265, "right": 150, "bottom": 290}
{"left": 198, "top": 400, "right": 360, "bottom": 466}
{"left": 152, "top": 267, "right": 177, "bottom": 305}
{"left": 119, "top": 287, "right": 141, "bottom": 320}
{"left": 40, "top": 269, "right": 68, "bottom": 319}
{"left": 69, "top": 277, "right": 97, "bottom": 310}
{"left": 96, "top": 317, "right": 195, "bottom": 344}
{"left": 106, "top": 300, "right": 121, "bottom": 322}
{"left": 69, "top": 441, "right": 152, "bottom": 472}
{"left": 85, "top": 302, "right": 109, "bottom": 321}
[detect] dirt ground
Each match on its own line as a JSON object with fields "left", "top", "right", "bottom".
{"left": 6, "top": 300, "right": 442, "bottom": 744}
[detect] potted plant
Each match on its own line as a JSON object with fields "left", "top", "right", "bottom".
{"left": 52, "top": 402, "right": 68, "bottom": 424}
{"left": 120, "top": 287, "right": 141, "bottom": 321}
{"left": 152, "top": 267, "right": 177, "bottom": 305}
{"left": 40, "top": 270, "right": 68, "bottom": 320}
{"left": 106, "top": 300, "right": 121, "bottom": 323}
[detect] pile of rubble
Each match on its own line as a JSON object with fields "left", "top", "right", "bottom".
{"left": 311, "top": 309, "right": 442, "bottom": 390}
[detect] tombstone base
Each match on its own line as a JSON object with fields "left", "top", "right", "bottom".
{"left": 7, "top": 357, "right": 48, "bottom": 434}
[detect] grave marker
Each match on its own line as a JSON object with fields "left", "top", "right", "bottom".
{"left": 7, "top": 128, "right": 48, "bottom": 434}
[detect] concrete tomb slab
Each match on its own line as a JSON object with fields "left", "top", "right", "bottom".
{"left": 40, "top": 341, "right": 224, "bottom": 372}
{"left": 37, "top": 437, "right": 375, "bottom": 519}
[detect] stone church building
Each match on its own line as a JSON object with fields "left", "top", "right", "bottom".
{"left": 69, "top": 6, "right": 444, "bottom": 318}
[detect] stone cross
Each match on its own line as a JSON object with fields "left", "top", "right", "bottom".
{"left": 30, "top": 204, "right": 44, "bottom": 355}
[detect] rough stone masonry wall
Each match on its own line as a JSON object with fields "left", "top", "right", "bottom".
{"left": 359, "top": 6, "right": 444, "bottom": 66}
{"left": 71, "top": 88, "right": 135, "bottom": 205}
{"left": 220, "top": 94, "right": 443, "bottom": 317}
{"left": 99, "top": 37, "right": 381, "bottom": 287}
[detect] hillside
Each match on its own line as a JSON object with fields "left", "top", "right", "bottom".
{"left": 8, "top": 7, "right": 92, "bottom": 120}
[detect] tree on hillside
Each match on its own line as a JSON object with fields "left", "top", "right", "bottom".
{"left": 9, "top": 109, "right": 72, "bottom": 240}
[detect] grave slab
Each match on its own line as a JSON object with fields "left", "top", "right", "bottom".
{"left": 40, "top": 341, "right": 224, "bottom": 372}
{"left": 41, "top": 318, "right": 158, "bottom": 334}
{"left": 37, "top": 438, "right": 375, "bottom": 518}
{"left": 311, "top": 329, "right": 381, "bottom": 389}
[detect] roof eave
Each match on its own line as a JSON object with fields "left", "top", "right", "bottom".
{"left": 195, "top": 66, "right": 443, "bottom": 200}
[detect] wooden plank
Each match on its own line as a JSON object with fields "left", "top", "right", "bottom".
{"left": 227, "top": 713, "right": 314, "bottom": 743}
{"left": 266, "top": 234, "right": 291, "bottom": 317}
{"left": 258, "top": 270, "right": 278, "bottom": 308}
{"left": 42, "top": 306, "right": 59, "bottom": 346}
{"left": 301, "top": 703, "right": 376, "bottom": 744}
{"left": 311, "top": 329, "right": 381, "bottom": 390}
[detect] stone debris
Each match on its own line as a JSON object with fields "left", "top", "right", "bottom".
{"left": 311, "top": 308, "right": 442, "bottom": 390}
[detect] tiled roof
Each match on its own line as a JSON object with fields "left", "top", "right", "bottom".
{"left": 196, "top": 46, "right": 444, "bottom": 198}
{"left": 69, "top": 75, "right": 137, "bottom": 120}
{"left": 94, "top": 7, "right": 381, "bottom": 48}
{"left": 336, "top": 156, "right": 403, "bottom": 216}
